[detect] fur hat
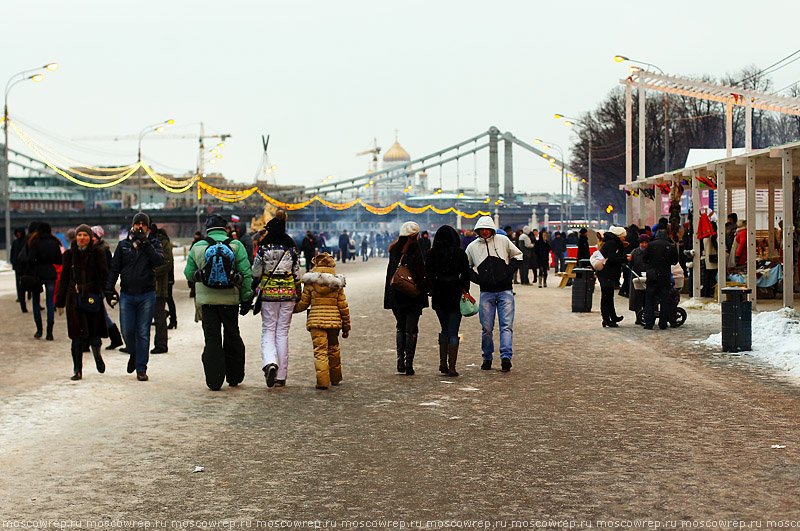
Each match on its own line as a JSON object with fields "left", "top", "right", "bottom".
{"left": 312, "top": 252, "right": 336, "bottom": 268}
{"left": 132, "top": 212, "right": 150, "bottom": 227}
{"left": 399, "top": 221, "right": 419, "bottom": 237}
{"left": 75, "top": 224, "right": 93, "bottom": 238}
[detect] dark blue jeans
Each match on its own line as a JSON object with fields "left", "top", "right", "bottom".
{"left": 120, "top": 291, "right": 156, "bottom": 373}
{"left": 435, "top": 310, "right": 462, "bottom": 345}
{"left": 32, "top": 280, "right": 56, "bottom": 327}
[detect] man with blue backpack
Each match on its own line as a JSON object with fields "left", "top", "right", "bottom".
{"left": 184, "top": 214, "right": 253, "bottom": 391}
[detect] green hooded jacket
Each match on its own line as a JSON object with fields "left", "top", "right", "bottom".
{"left": 184, "top": 228, "right": 253, "bottom": 306}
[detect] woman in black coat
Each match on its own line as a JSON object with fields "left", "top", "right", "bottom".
{"left": 25, "top": 222, "right": 63, "bottom": 340}
{"left": 577, "top": 228, "right": 590, "bottom": 261}
{"left": 384, "top": 221, "right": 429, "bottom": 375}
{"left": 533, "top": 232, "right": 552, "bottom": 288}
{"left": 595, "top": 227, "right": 627, "bottom": 327}
{"left": 425, "top": 225, "right": 470, "bottom": 377}
{"left": 55, "top": 225, "right": 109, "bottom": 380}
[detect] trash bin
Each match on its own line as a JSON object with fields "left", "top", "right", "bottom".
{"left": 721, "top": 287, "right": 752, "bottom": 352}
{"left": 571, "top": 268, "right": 594, "bottom": 312}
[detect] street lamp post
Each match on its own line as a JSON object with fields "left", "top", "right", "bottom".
{"left": 615, "top": 55, "right": 669, "bottom": 173}
{"left": 534, "top": 139, "right": 566, "bottom": 231}
{"left": 3, "top": 63, "right": 58, "bottom": 261}
{"left": 136, "top": 120, "right": 173, "bottom": 212}
{"left": 555, "top": 114, "right": 592, "bottom": 225}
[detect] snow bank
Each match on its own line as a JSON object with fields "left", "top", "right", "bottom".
{"left": 701, "top": 308, "right": 800, "bottom": 377}
{"left": 680, "top": 297, "right": 721, "bottom": 312}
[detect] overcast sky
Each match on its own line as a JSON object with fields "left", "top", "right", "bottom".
{"left": 4, "top": 0, "right": 799, "bottom": 195}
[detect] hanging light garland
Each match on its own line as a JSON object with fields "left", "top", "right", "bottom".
{"left": 10, "top": 121, "right": 492, "bottom": 218}
{"left": 199, "top": 182, "right": 490, "bottom": 218}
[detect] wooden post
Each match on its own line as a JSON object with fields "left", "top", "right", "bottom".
{"left": 716, "top": 164, "right": 727, "bottom": 302}
{"left": 654, "top": 184, "right": 663, "bottom": 227}
{"left": 746, "top": 158, "right": 757, "bottom": 310}
{"left": 638, "top": 187, "right": 646, "bottom": 227}
{"left": 781, "top": 150, "right": 794, "bottom": 308}
{"left": 745, "top": 98, "right": 753, "bottom": 153}
{"left": 768, "top": 181, "right": 776, "bottom": 259}
{"left": 691, "top": 171, "right": 701, "bottom": 298}
{"left": 725, "top": 100, "right": 733, "bottom": 158}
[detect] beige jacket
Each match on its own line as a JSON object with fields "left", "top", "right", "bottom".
{"left": 294, "top": 266, "right": 351, "bottom": 332}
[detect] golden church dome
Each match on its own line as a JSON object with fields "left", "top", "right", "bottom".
{"left": 383, "top": 140, "right": 411, "bottom": 163}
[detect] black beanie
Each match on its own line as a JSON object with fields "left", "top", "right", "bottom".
{"left": 132, "top": 212, "right": 150, "bottom": 226}
{"left": 205, "top": 214, "right": 228, "bottom": 230}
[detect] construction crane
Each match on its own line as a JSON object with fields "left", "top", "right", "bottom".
{"left": 356, "top": 138, "right": 381, "bottom": 174}
{"left": 73, "top": 122, "right": 231, "bottom": 175}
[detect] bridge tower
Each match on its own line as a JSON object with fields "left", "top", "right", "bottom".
{"left": 488, "top": 126, "right": 499, "bottom": 201}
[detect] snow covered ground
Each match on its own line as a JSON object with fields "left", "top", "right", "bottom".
{"left": 700, "top": 307, "right": 800, "bottom": 379}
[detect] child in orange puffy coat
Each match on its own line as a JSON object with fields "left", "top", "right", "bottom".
{"left": 293, "top": 253, "right": 350, "bottom": 389}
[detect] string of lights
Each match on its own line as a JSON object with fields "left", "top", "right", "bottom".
{"left": 199, "top": 183, "right": 490, "bottom": 218}
{"left": 12, "top": 122, "right": 139, "bottom": 178}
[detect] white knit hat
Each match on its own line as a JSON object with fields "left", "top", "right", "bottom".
{"left": 609, "top": 226, "right": 626, "bottom": 238}
{"left": 399, "top": 221, "right": 420, "bottom": 237}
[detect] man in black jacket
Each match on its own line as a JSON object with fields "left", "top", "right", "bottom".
{"left": 642, "top": 229, "right": 679, "bottom": 330}
{"left": 338, "top": 231, "right": 350, "bottom": 263}
{"left": 300, "top": 231, "right": 318, "bottom": 271}
{"left": 105, "top": 213, "right": 164, "bottom": 381}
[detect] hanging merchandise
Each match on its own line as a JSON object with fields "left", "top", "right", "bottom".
{"left": 696, "top": 211, "right": 716, "bottom": 239}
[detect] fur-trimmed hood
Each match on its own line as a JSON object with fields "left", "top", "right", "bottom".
{"left": 302, "top": 268, "right": 346, "bottom": 289}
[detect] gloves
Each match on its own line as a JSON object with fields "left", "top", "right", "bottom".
{"left": 342, "top": 330, "right": 349, "bottom": 339}
{"left": 239, "top": 301, "right": 252, "bottom": 316}
{"left": 105, "top": 290, "right": 119, "bottom": 307}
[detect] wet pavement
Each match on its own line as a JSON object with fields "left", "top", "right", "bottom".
{"left": 1, "top": 259, "right": 799, "bottom": 524}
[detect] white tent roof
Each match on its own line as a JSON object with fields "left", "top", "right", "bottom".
{"left": 684, "top": 148, "right": 746, "bottom": 168}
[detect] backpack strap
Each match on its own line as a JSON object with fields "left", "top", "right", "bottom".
{"left": 204, "top": 236, "right": 216, "bottom": 247}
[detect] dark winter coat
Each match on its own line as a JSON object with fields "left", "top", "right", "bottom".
{"left": 10, "top": 233, "right": 26, "bottom": 271}
{"left": 300, "top": 235, "right": 318, "bottom": 257}
{"left": 643, "top": 230, "right": 679, "bottom": 287}
{"left": 384, "top": 240, "right": 429, "bottom": 312}
{"left": 533, "top": 237, "right": 552, "bottom": 270}
{"left": 154, "top": 230, "right": 174, "bottom": 299}
{"left": 106, "top": 232, "right": 164, "bottom": 295}
{"left": 26, "top": 233, "right": 63, "bottom": 281}
{"left": 55, "top": 243, "right": 109, "bottom": 340}
{"left": 577, "top": 234, "right": 590, "bottom": 260}
{"left": 425, "top": 226, "right": 470, "bottom": 313}
{"left": 628, "top": 246, "right": 647, "bottom": 313}
{"left": 550, "top": 235, "right": 566, "bottom": 258}
{"left": 596, "top": 233, "right": 625, "bottom": 288}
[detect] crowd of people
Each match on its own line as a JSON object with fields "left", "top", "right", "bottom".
{"left": 11, "top": 208, "right": 733, "bottom": 391}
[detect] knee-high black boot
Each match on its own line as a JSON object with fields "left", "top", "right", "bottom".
{"left": 91, "top": 343, "right": 105, "bottom": 374}
{"left": 438, "top": 335, "right": 448, "bottom": 374}
{"left": 396, "top": 329, "right": 406, "bottom": 373}
{"left": 71, "top": 341, "right": 83, "bottom": 380}
{"left": 405, "top": 333, "right": 418, "bottom": 376}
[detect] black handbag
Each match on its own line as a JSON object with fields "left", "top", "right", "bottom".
{"left": 72, "top": 259, "right": 102, "bottom": 313}
{"left": 76, "top": 292, "right": 103, "bottom": 313}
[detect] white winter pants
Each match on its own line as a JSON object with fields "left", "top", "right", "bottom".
{"left": 260, "top": 301, "right": 295, "bottom": 380}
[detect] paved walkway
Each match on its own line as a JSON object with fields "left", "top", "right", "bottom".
{"left": 1, "top": 260, "right": 799, "bottom": 524}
